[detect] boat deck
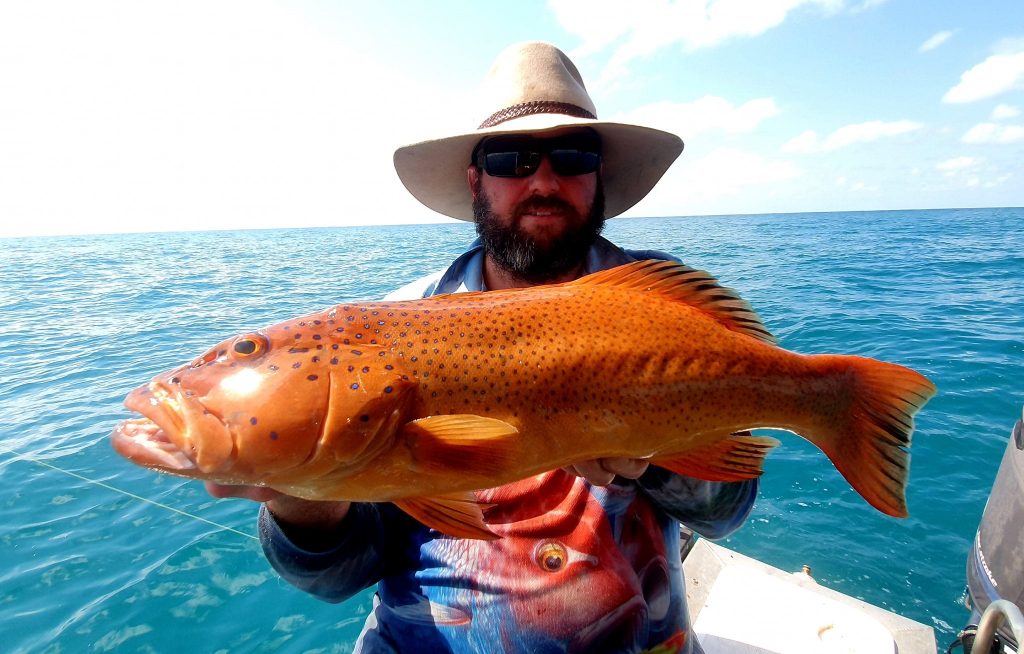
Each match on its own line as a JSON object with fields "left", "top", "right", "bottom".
{"left": 683, "top": 538, "right": 937, "bottom": 653}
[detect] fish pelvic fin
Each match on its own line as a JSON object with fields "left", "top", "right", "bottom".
{"left": 402, "top": 414, "right": 519, "bottom": 477}
{"left": 807, "top": 355, "right": 937, "bottom": 518}
{"left": 570, "top": 259, "right": 777, "bottom": 345}
{"left": 393, "top": 493, "right": 499, "bottom": 540}
{"left": 651, "top": 433, "right": 780, "bottom": 481}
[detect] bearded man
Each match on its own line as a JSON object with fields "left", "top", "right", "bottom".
{"left": 208, "top": 42, "right": 757, "bottom": 654}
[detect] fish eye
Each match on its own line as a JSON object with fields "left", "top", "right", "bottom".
{"left": 535, "top": 542, "right": 567, "bottom": 572}
{"left": 231, "top": 334, "right": 268, "bottom": 359}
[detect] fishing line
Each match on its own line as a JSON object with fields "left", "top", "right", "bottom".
{"left": 0, "top": 444, "right": 258, "bottom": 541}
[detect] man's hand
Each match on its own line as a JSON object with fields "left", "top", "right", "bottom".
{"left": 204, "top": 482, "right": 350, "bottom": 535}
{"left": 565, "top": 457, "right": 650, "bottom": 486}
{"left": 205, "top": 481, "right": 283, "bottom": 503}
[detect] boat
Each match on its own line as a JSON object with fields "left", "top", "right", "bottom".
{"left": 681, "top": 406, "right": 1024, "bottom": 654}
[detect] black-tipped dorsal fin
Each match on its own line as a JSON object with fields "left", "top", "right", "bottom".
{"left": 572, "top": 259, "right": 776, "bottom": 344}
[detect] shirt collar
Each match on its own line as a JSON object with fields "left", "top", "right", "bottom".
{"left": 433, "top": 235, "right": 634, "bottom": 295}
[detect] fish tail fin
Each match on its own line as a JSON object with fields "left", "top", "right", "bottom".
{"left": 806, "top": 355, "right": 936, "bottom": 517}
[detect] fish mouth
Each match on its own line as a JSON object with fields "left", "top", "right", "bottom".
{"left": 111, "top": 416, "right": 197, "bottom": 472}
{"left": 111, "top": 381, "right": 225, "bottom": 476}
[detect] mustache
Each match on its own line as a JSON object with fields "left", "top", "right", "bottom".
{"left": 513, "top": 196, "right": 579, "bottom": 220}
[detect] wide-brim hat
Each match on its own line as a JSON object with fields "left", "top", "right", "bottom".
{"left": 393, "top": 41, "right": 684, "bottom": 222}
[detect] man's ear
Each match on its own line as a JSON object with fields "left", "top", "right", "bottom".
{"left": 466, "top": 166, "right": 481, "bottom": 201}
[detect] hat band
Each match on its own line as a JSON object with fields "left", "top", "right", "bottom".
{"left": 478, "top": 100, "right": 597, "bottom": 129}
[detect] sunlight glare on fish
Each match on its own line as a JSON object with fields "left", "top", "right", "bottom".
{"left": 219, "top": 368, "right": 265, "bottom": 398}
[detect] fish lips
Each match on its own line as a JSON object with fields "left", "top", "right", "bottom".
{"left": 112, "top": 381, "right": 234, "bottom": 476}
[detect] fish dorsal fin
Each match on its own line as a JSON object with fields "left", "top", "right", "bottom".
{"left": 572, "top": 259, "right": 777, "bottom": 345}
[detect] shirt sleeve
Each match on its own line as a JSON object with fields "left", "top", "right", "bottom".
{"left": 258, "top": 502, "right": 418, "bottom": 603}
{"left": 636, "top": 468, "right": 758, "bottom": 540}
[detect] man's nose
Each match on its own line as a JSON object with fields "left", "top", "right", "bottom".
{"left": 526, "top": 155, "right": 561, "bottom": 194}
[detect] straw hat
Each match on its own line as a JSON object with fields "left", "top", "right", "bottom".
{"left": 393, "top": 42, "right": 684, "bottom": 221}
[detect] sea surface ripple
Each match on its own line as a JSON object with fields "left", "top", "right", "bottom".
{"left": 1, "top": 208, "right": 1021, "bottom": 652}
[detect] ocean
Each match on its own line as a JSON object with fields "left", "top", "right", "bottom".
{"left": 1, "top": 207, "right": 1021, "bottom": 653}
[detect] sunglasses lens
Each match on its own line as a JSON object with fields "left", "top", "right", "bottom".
{"left": 483, "top": 151, "right": 542, "bottom": 177}
{"left": 478, "top": 132, "right": 601, "bottom": 178}
{"left": 549, "top": 149, "right": 601, "bottom": 176}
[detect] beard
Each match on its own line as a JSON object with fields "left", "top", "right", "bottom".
{"left": 473, "top": 178, "right": 606, "bottom": 284}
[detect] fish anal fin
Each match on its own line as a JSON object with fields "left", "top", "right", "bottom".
{"left": 571, "top": 259, "right": 776, "bottom": 345}
{"left": 402, "top": 414, "right": 518, "bottom": 476}
{"left": 651, "top": 433, "right": 779, "bottom": 481}
{"left": 394, "top": 493, "right": 499, "bottom": 540}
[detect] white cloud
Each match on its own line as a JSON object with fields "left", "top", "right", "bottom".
{"left": 782, "top": 120, "right": 923, "bottom": 153}
{"left": 851, "top": 0, "right": 888, "bottom": 10}
{"left": 961, "top": 122, "right": 1024, "bottom": 144}
{"left": 848, "top": 181, "right": 878, "bottom": 192}
{"left": 992, "top": 104, "right": 1021, "bottom": 120}
{"left": 823, "top": 120, "right": 923, "bottom": 150}
{"left": 918, "top": 30, "right": 954, "bottom": 53}
{"left": 680, "top": 147, "right": 800, "bottom": 196}
{"left": 935, "top": 156, "right": 978, "bottom": 172}
{"left": 552, "top": 0, "right": 842, "bottom": 81}
{"left": 614, "top": 96, "right": 779, "bottom": 140}
{"left": 942, "top": 50, "right": 1024, "bottom": 103}
{"left": 985, "top": 173, "right": 1012, "bottom": 188}
{"left": 782, "top": 130, "right": 820, "bottom": 153}
{"left": 630, "top": 145, "right": 801, "bottom": 215}
{"left": 0, "top": 1, "right": 463, "bottom": 237}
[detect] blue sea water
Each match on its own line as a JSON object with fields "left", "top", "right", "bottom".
{"left": 1, "top": 208, "right": 1021, "bottom": 653}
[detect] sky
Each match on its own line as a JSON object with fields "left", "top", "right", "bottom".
{"left": 1, "top": 0, "right": 1022, "bottom": 238}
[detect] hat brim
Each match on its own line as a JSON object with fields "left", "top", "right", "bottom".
{"left": 393, "top": 114, "right": 684, "bottom": 221}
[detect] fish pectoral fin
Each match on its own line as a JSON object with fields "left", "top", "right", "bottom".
{"left": 651, "top": 433, "right": 780, "bottom": 481}
{"left": 402, "top": 414, "right": 518, "bottom": 476}
{"left": 393, "top": 493, "right": 499, "bottom": 540}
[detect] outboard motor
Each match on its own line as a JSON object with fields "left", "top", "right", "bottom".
{"left": 950, "top": 406, "right": 1024, "bottom": 653}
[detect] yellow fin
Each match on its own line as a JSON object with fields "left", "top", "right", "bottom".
{"left": 571, "top": 259, "right": 776, "bottom": 345}
{"left": 651, "top": 433, "right": 780, "bottom": 481}
{"left": 403, "top": 414, "right": 518, "bottom": 476}
{"left": 800, "top": 354, "right": 936, "bottom": 518}
{"left": 393, "top": 493, "right": 499, "bottom": 540}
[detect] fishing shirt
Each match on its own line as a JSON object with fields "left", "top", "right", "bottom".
{"left": 259, "top": 237, "right": 759, "bottom": 653}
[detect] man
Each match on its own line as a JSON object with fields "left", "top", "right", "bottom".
{"left": 209, "top": 42, "right": 757, "bottom": 653}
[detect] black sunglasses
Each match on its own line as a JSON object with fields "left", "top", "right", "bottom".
{"left": 473, "top": 132, "right": 602, "bottom": 178}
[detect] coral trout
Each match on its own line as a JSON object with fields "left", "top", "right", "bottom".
{"left": 112, "top": 260, "right": 936, "bottom": 538}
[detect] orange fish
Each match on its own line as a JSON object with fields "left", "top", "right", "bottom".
{"left": 111, "top": 260, "right": 936, "bottom": 539}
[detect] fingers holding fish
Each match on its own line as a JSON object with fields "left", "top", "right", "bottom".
{"left": 203, "top": 480, "right": 283, "bottom": 503}
{"left": 565, "top": 457, "right": 651, "bottom": 486}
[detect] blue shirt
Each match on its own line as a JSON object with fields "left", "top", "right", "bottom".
{"left": 259, "top": 237, "right": 758, "bottom": 653}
